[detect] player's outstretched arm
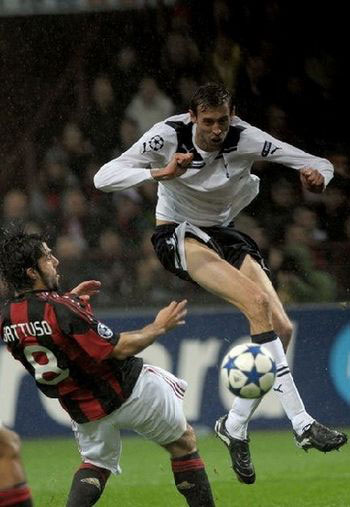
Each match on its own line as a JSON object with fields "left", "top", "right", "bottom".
{"left": 110, "top": 300, "right": 187, "bottom": 360}
{"left": 151, "top": 153, "right": 193, "bottom": 181}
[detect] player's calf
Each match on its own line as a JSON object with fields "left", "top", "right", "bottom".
{"left": 171, "top": 451, "right": 216, "bottom": 507}
{"left": 66, "top": 463, "right": 111, "bottom": 507}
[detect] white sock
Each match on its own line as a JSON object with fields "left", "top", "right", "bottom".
{"left": 262, "top": 337, "right": 314, "bottom": 435}
{"left": 226, "top": 397, "right": 261, "bottom": 440}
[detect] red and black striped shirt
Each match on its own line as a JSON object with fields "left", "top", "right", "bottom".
{"left": 0, "top": 290, "right": 143, "bottom": 423}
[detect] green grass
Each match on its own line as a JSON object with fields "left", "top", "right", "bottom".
{"left": 22, "top": 429, "right": 350, "bottom": 507}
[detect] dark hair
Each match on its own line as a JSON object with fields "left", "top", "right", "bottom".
{"left": 0, "top": 226, "right": 46, "bottom": 291}
{"left": 189, "top": 82, "right": 234, "bottom": 114}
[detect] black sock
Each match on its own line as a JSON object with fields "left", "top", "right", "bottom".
{"left": 171, "top": 451, "right": 215, "bottom": 507}
{"left": 66, "top": 464, "right": 111, "bottom": 507}
{"left": 251, "top": 330, "right": 278, "bottom": 344}
{"left": 0, "top": 482, "right": 33, "bottom": 506}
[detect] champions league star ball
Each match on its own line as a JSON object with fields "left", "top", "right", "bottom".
{"left": 220, "top": 343, "right": 277, "bottom": 399}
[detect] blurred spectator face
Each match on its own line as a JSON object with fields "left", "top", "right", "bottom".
{"left": 92, "top": 76, "right": 114, "bottom": 106}
{"left": 266, "top": 104, "right": 288, "bottom": 136}
{"left": 246, "top": 55, "right": 267, "bottom": 81}
{"left": 55, "top": 235, "right": 83, "bottom": 261}
{"left": 270, "top": 181, "right": 296, "bottom": 207}
{"left": 166, "top": 33, "right": 188, "bottom": 64}
{"left": 284, "top": 224, "right": 310, "bottom": 247}
{"left": 177, "top": 76, "right": 198, "bottom": 105}
{"left": 62, "top": 123, "right": 84, "bottom": 152}
{"left": 139, "top": 78, "right": 159, "bottom": 103}
{"left": 117, "top": 46, "right": 137, "bottom": 71}
{"left": 63, "top": 190, "right": 88, "bottom": 218}
{"left": 119, "top": 118, "right": 140, "bottom": 147}
{"left": 3, "top": 190, "right": 28, "bottom": 219}
{"left": 214, "top": 35, "right": 235, "bottom": 60}
{"left": 99, "top": 229, "right": 122, "bottom": 257}
{"left": 293, "top": 206, "right": 318, "bottom": 229}
{"left": 322, "top": 186, "right": 347, "bottom": 211}
{"left": 329, "top": 153, "right": 350, "bottom": 178}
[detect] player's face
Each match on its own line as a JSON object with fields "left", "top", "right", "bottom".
{"left": 36, "top": 243, "right": 60, "bottom": 291}
{"left": 190, "top": 102, "right": 233, "bottom": 152}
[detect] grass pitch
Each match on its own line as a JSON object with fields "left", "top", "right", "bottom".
{"left": 22, "top": 429, "right": 350, "bottom": 507}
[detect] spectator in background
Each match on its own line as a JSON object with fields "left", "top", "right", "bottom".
{"left": 0, "top": 190, "right": 39, "bottom": 230}
{"left": 112, "top": 116, "right": 140, "bottom": 158}
{"left": 34, "top": 159, "right": 78, "bottom": 223}
{"left": 319, "top": 183, "right": 350, "bottom": 241}
{"left": 58, "top": 188, "right": 101, "bottom": 249}
{"left": 126, "top": 77, "right": 175, "bottom": 134}
{"left": 173, "top": 76, "right": 198, "bottom": 114}
{"left": 276, "top": 245, "right": 337, "bottom": 304}
{"left": 111, "top": 46, "right": 141, "bottom": 114}
{"left": 259, "top": 178, "right": 299, "bottom": 244}
{"left": 81, "top": 75, "right": 119, "bottom": 163}
{"left": 91, "top": 228, "right": 133, "bottom": 306}
{"left": 54, "top": 234, "right": 94, "bottom": 292}
{"left": 210, "top": 33, "right": 242, "bottom": 94}
{"left": 160, "top": 32, "right": 202, "bottom": 93}
{"left": 45, "top": 122, "right": 93, "bottom": 183}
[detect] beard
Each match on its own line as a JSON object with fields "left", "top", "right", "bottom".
{"left": 37, "top": 267, "right": 60, "bottom": 291}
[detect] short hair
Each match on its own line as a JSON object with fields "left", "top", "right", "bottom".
{"left": 189, "top": 82, "right": 234, "bottom": 114}
{"left": 0, "top": 227, "right": 46, "bottom": 292}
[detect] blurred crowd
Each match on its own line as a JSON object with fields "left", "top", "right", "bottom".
{"left": 0, "top": 0, "right": 349, "bottom": 307}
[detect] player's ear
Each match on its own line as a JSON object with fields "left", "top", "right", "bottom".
{"left": 189, "top": 109, "right": 197, "bottom": 123}
{"left": 26, "top": 267, "right": 37, "bottom": 281}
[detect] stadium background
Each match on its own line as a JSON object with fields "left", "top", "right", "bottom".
{"left": 0, "top": 1, "right": 349, "bottom": 506}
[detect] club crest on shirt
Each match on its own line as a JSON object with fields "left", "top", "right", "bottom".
{"left": 141, "top": 135, "right": 164, "bottom": 153}
{"left": 97, "top": 322, "right": 113, "bottom": 340}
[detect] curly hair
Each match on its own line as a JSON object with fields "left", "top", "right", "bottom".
{"left": 0, "top": 227, "right": 46, "bottom": 292}
{"left": 189, "top": 82, "right": 234, "bottom": 114}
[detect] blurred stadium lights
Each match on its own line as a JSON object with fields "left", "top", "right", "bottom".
{"left": 0, "top": 0, "right": 175, "bottom": 16}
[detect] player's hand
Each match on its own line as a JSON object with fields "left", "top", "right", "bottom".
{"left": 71, "top": 280, "right": 101, "bottom": 302}
{"left": 154, "top": 300, "right": 188, "bottom": 332}
{"left": 151, "top": 153, "right": 193, "bottom": 181}
{"left": 300, "top": 167, "right": 325, "bottom": 193}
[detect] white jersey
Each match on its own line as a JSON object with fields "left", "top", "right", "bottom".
{"left": 94, "top": 113, "right": 334, "bottom": 227}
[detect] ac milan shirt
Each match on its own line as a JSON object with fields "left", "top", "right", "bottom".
{"left": 0, "top": 290, "right": 143, "bottom": 423}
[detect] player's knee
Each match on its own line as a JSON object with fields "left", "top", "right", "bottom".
{"left": 169, "top": 425, "right": 197, "bottom": 456}
{"left": 0, "top": 428, "right": 21, "bottom": 459}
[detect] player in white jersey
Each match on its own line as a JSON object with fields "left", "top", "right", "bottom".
{"left": 94, "top": 83, "right": 347, "bottom": 484}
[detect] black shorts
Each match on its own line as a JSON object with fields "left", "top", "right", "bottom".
{"left": 151, "top": 222, "right": 270, "bottom": 283}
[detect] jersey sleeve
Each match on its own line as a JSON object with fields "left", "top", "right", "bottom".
{"left": 94, "top": 122, "right": 177, "bottom": 193}
{"left": 52, "top": 296, "right": 119, "bottom": 362}
{"left": 240, "top": 126, "right": 334, "bottom": 187}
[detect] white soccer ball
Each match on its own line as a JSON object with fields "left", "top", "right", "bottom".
{"left": 220, "top": 343, "right": 277, "bottom": 399}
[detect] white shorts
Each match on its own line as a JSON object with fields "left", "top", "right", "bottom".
{"left": 72, "top": 365, "right": 188, "bottom": 474}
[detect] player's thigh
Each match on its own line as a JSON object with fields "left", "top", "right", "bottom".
{"left": 117, "top": 366, "right": 188, "bottom": 446}
{"left": 184, "top": 237, "right": 264, "bottom": 311}
{"left": 240, "top": 255, "right": 293, "bottom": 342}
{"left": 71, "top": 416, "right": 122, "bottom": 475}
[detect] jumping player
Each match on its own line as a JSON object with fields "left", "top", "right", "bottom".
{"left": 94, "top": 82, "right": 347, "bottom": 484}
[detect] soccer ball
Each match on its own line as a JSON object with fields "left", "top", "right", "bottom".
{"left": 220, "top": 343, "right": 277, "bottom": 399}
